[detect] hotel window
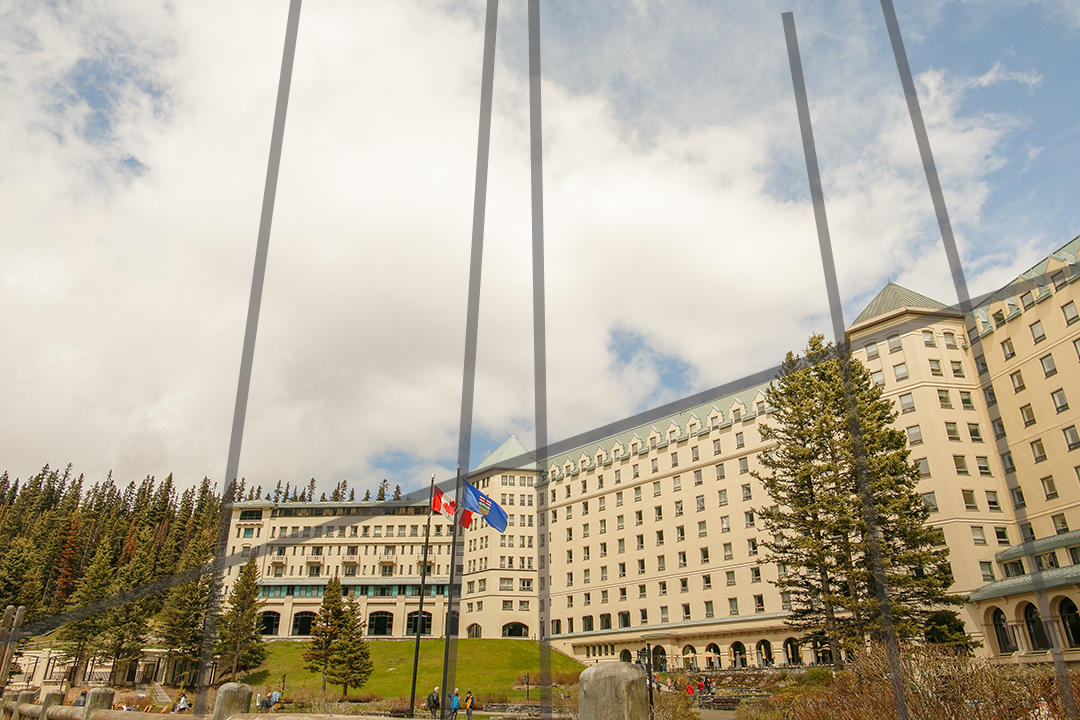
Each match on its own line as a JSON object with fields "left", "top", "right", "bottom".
{"left": 986, "top": 490, "right": 1001, "bottom": 511}
{"left": 673, "top": 476, "right": 682, "bottom": 492}
{"left": 995, "top": 527, "right": 1010, "bottom": 545}
{"left": 871, "top": 370, "right": 885, "bottom": 387}
{"left": 923, "top": 330, "right": 936, "bottom": 347}
{"left": 1003, "top": 560, "right": 1025, "bottom": 578}
{"left": 599, "top": 497, "right": 606, "bottom": 511}
{"left": 676, "top": 526, "right": 686, "bottom": 542}
{"left": 651, "top": 459, "right": 658, "bottom": 473}
{"left": 677, "top": 550, "right": 687, "bottom": 567}
{"left": 703, "top": 574, "right": 712, "bottom": 590}
{"left": 721, "top": 516, "right": 730, "bottom": 533}
{"left": 978, "top": 457, "right": 993, "bottom": 477}
{"left": 1031, "top": 320, "right": 1046, "bottom": 344}
{"left": 567, "top": 528, "right": 573, "bottom": 541}
{"left": 619, "top": 562, "right": 627, "bottom": 577}
{"left": 1021, "top": 291, "right": 1035, "bottom": 309}
{"left": 656, "top": 531, "right": 664, "bottom": 546}
{"left": 946, "top": 422, "right": 960, "bottom": 441}
{"left": 616, "top": 491, "right": 623, "bottom": 506}
{"left": 692, "top": 446, "right": 699, "bottom": 461}
{"left": 700, "top": 547, "right": 710, "bottom": 563}
{"left": 975, "top": 355, "right": 988, "bottom": 374}
{"left": 888, "top": 334, "right": 902, "bottom": 353}
{"left": 866, "top": 341, "right": 880, "bottom": 359}
{"left": 636, "top": 534, "right": 644, "bottom": 549}
{"left": 1023, "top": 524, "right": 1037, "bottom": 543}
{"left": 1035, "top": 551, "right": 1059, "bottom": 571}
{"left": 1011, "top": 370, "right": 1025, "bottom": 392}
{"left": 1041, "top": 476, "right": 1059, "bottom": 500}
{"left": 660, "top": 607, "right": 669, "bottom": 623}
{"left": 747, "top": 538, "right": 758, "bottom": 556}
{"left": 653, "top": 481, "right": 661, "bottom": 497}
{"left": 716, "top": 463, "right": 726, "bottom": 479}
{"left": 1053, "top": 389, "right": 1070, "bottom": 413}
{"left": 993, "top": 310, "right": 1007, "bottom": 328}
{"left": 907, "top": 425, "right": 923, "bottom": 445}
{"left": 894, "top": 362, "right": 909, "bottom": 381}
{"left": 635, "top": 510, "right": 643, "bottom": 525}
{"left": 1032, "top": 439, "right": 1048, "bottom": 463}
{"left": 971, "top": 526, "right": 987, "bottom": 545}
{"left": 916, "top": 458, "right": 930, "bottom": 477}
{"left": 682, "top": 604, "right": 692, "bottom": 621}
{"left": 968, "top": 423, "right": 983, "bottom": 442}
{"left": 1011, "top": 486, "right": 1026, "bottom": 509}
{"left": 979, "top": 562, "right": 995, "bottom": 583}
{"left": 738, "top": 457, "right": 749, "bottom": 474}
{"left": 1002, "top": 451, "right": 1016, "bottom": 474}
{"left": 1021, "top": 404, "right": 1037, "bottom": 427}
{"left": 944, "top": 332, "right": 957, "bottom": 349}
{"left": 729, "top": 598, "right": 739, "bottom": 616}
{"left": 985, "top": 386, "right": 998, "bottom": 407}
{"left": 582, "top": 501, "right": 589, "bottom": 516}
{"left": 937, "top": 389, "right": 952, "bottom": 408}
{"left": 992, "top": 419, "right": 1007, "bottom": 440}
{"left": 922, "top": 492, "right": 939, "bottom": 513}
{"left": 745, "top": 510, "right": 755, "bottom": 528}
{"left": 1064, "top": 301, "right": 1079, "bottom": 326}
{"left": 655, "top": 506, "right": 663, "bottom": 521}
{"left": 599, "top": 519, "right": 607, "bottom": 534}
{"left": 713, "top": 439, "right": 722, "bottom": 455}
{"left": 900, "top": 393, "right": 915, "bottom": 413}
{"left": 617, "top": 515, "right": 625, "bottom": 530}
{"left": 671, "top": 452, "right": 679, "bottom": 468}
{"left": 951, "top": 361, "right": 965, "bottom": 377}
{"left": 634, "top": 487, "right": 642, "bottom": 502}
{"left": 1042, "top": 353, "right": 1058, "bottom": 377}
{"left": 929, "top": 359, "right": 942, "bottom": 377}
{"left": 696, "top": 495, "right": 706, "bottom": 512}
{"left": 718, "top": 489, "right": 728, "bottom": 506}
{"left": 1002, "top": 338, "right": 1016, "bottom": 360}
{"left": 736, "top": 432, "right": 745, "bottom": 448}
{"left": 657, "top": 555, "right": 666, "bottom": 571}
{"left": 617, "top": 538, "right": 625, "bottom": 554}
{"left": 614, "top": 469, "right": 621, "bottom": 483}
{"left": 962, "top": 489, "right": 977, "bottom": 510}
{"left": 1054, "top": 514, "right": 1071, "bottom": 535}
{"left": 1064, "top": 425, "right": 1080, "bottom": 451}
{"left": 633, "top": 464, "right": 639, "bottom": 478}
{"left": 749, "top": 566, "right": 762, "bottom": 583}
{"left": 754, "top": 595, "right": 765, "bottom": 613}
{"left": 741, "top": 483, "right": 752, "bottom": 501}
{"left": 724, "top": 544, "right": 733, "bottom": 561}
{"left": 733, "top": 407, "right": 742, "bottom": 421}
{"left": 1054, "top": 270, "right": 1069, "bottom": 290}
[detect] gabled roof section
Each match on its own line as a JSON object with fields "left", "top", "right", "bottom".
{"left": 474, "top": 434, "right": 537, "bottom": 473}
{"left": 851, "top": 281, "right": 949, "bottom": 327}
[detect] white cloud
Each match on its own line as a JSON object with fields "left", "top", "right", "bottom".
{"left": 0, "top": 0, "right": 1060, "bottom": 496}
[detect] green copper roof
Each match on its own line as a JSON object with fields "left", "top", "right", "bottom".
{"left": 851, "top": 281, "right": 950, "bottom": 326}
{"left": 474, "top": 434, "right": 537, "bottom": 473}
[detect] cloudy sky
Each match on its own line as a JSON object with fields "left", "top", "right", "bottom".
{"left": 2, "top": 0, "right": 1078, "bottom": 498}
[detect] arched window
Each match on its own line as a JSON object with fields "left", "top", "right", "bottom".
{"left": 1024, "top": 604, "right": 1052, "bottom": 651}
{"left": 260, "top": 611, "right": 281, "bottom": 636}
{"left": 620, "top": 649, "right": 632, "bottom": 663}
{"left": 368, "top": 611, "right": 394, "bottom": 636}
{"left": 407, "top": 611, "right": 433, "bottom": 636}
{"left": 291, "top": 611, "right": 316, "bottom": 636}
{"left": 756, "top": 640, "right": 774, "bottom": 667}
{"left": 652, "top": 646, "right": 666, "bottom": 672}
{"left": 992, "top": 608, "right": 1017, "bottom": 654}
{"left": 502, "top": 622, "right": 528, "bottom": 637}
{"left": 682, "top": 645, "right": 697, "bottom": 671}
{"left": 467, "top": 624, "right": 483, "bottom": 639}
{"left": 730, "top": 642, "right": 746, "bottom": 669}
{"left": 1061, "top": 599, "right": 1080, "bottom": 649}
{"left": 705, "top": 643, "right": 721, "bottom": 669}
{"left": 812, "top": 640, "right": 832, "bottom": 665}
{"left": 783, "top": 638, "right": 801, "bottom": 665}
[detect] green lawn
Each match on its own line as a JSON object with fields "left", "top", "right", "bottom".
{"left": 243, "top": 639, "right": 582, "bottom": 702}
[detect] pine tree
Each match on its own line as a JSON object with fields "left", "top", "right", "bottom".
{"left": 362, "top": 490, "right": 371, "bottom": 502}
{"left": 392, "top": 485, "right": 402, "bottom": 501}
{"left": 156, "top": 530, "right": 213, "bottom": 687}
{"left": 96, "top": 529, "right": 154, "bottom": 684}
{"left": 274, "top": 481, "right": 283, "bottom": 503}
{"left": 215, "top": 556, "right": 267, "bottom": 679}
{"left": 327, "top": 595, "right": 373, "bottom": 695}
{"left": 349, "top": 489, "right": 356, "bottom": 502}
{"left": 307, "top": 478, "right": 317, "bottom": 502}
{"left": 53, "top": 513, "right": 82, "bottom": 612}
{"left": 283, "top": 482, "right": 291, "bottom": 503}
{"left": 57, "top": 543, "right": 116, "bottom": 684}
{"left": 376, "top": 480, "right": 389, "bottom": 502}
{"left": 755, "top": 335, "right": 964, "bottom": 661}
{"left": 320, "top": 492, "right": 327, "bottom": 502}
{"left": 303, "top": 576, "right": 347, "bottom": 695}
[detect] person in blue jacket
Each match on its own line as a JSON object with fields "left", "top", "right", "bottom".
{"left": 450, "top": 689, "right": 460, "bottom": 719}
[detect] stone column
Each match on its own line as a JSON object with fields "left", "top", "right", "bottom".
{"left": 39, "top": 692, "right": 63, "bottom": 719}
{"left": 82, "top": 688, "right": 113, "bottom": 720}
{"left": 211, "top": 683, "right": 252, "bottom": 720}
{"left": 579, "top": 662, "right": 647, "bottom": 720}
{"left": 12, "top": 690, "right": 36, "bottom": 720}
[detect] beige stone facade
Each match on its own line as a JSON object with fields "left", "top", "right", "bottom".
{"left": 226, "top": 235, "right": 1080, "bottom": 669}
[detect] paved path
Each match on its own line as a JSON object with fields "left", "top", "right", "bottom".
{"left": 695, "top": 709, "right": 738, "bottom": 720}
{"left": 150, "top": 684, "right": 173, "bottom": 706}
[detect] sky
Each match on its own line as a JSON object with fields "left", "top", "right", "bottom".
{"left": 1, "top": 0, "right": 1078, "bottom": 498}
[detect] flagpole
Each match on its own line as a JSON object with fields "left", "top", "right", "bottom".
{"left": 440, "top": 466, "right": 465, "bottom": 719}
{"left": 409, "top": 474, "right": 436, "bottom": 718}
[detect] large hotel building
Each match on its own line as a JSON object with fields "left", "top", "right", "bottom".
{"left": 227, "top": 235, "right": 1080, "bottom": 669}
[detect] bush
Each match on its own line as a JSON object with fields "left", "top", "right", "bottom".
{"left": 796, "top": 667, "right": 834, "bottom": 687}
{"left": 736, "top": 643, "right": 1077, "bottom": 720}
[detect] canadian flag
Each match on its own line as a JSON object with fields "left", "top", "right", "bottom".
{"left": 432, "top": 487, "right": 455, "bottom": 518}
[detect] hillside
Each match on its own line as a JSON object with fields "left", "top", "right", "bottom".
{"left": 242, "top": 638, "right": 583, "bottom": 702}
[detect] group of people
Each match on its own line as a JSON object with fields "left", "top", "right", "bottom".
{"left": 425, "top": 687, "right": 474, "bottom": 720}
{"left": 684, "top": 678, "right": 713, "bottom": 696}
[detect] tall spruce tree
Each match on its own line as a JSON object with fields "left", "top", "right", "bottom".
{"left": 327, "top": 595, "right": 373, "bottom": 696}
{"left": 303, "top": 576, "right": 347, "bottom": 695}
{"left": 57, "top": 543, "right": 116, "bottom": 684}
{"left": 755, "top": 335, "right": 963, "bottom": 661}
{"left": 156, "top": 530, "right": 213, "bottom": 686}
{"left": 215, "top": 555, "right": 267, "bottom": 679}
{"left": 376, "top": 480, "right": 389, "bottom": 502}
{"left": 392, "top": 485, "right": 402, "bottom": 501}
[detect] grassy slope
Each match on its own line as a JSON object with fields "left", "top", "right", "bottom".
{"left": 244, "top": 639, "right": 582, "bottom": 702}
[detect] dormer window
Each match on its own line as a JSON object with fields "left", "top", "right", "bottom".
{"left": 732, "top": 408, "right": 742, "bottom": 422}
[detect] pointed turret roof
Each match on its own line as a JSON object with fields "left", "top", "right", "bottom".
{"left": 850, "top": 281, "right": 951, "bottom": 327}
{"left": 474, "top": 434, "right": 537, "bottom": 473}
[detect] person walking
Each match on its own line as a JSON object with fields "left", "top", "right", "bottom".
{"left": 463, "top": 692, "right": 474, "bottom": 720}
{"left": 450, "top": 689, "right": 460, "bottom": 719}
{"left": 426, "top": 687, "right": 440, "bottom": 719}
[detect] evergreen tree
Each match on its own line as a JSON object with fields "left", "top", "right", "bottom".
{"left": 303, "top": 576, "right": 347, "bottom": 695}
{"left": 392, "top": 485, "right": 402, "bottom": 501}
{"left": 156, "top": 530, "right": 213, "bottom": 686}
{"left": 327, "top": 595, "right": 373, "bottom": 695}
{"left": 924, "top": 610, "right": 980, "bottom": 653}
{"left": 362, "top": 490, "right": 371, "bottom": 502}
{"left": 349, "top": 489, "right": 356, "bottom": 502}
{"left": 274, "top": 481, "right": 283, "bottom": 503}
{"left": 53, "top": 513, "right": 82, "bottom": 613}
{"left": 96, "top": 529, "right": 154, "bottom": 684}
{"left": 755, "top": 335, "right": 963, "bottom": 661}
{"left": 307, "top": 478, "right": 317, "bottom": 502}
{"left": 283, "top": 482, "right": 291, "bottom": 503}
{"left": 376, "top": 480, "right": 389, "bottom": 502}
{"left": 57, "top": 543, "right": 116, "bottom": 684}
{"left": 215, "top": 556, "right": 267, "bottom": 679}
{"left": 320, "top": 492, "right": 327, "bottom": 502}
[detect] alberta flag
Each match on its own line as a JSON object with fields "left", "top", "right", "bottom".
{"left": 463, "top": 483, "right": 509, "bottom": 533}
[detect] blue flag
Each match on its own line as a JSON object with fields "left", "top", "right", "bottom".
{"left": 462, "top": 483, "right": 509, "bottom": 533}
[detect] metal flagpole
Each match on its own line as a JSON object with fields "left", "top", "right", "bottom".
{"left": 440, "top": 467, "right": 466, "bottom": 718}
{"left": 409, "top": 475, "right": 437, "bottom": 717}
